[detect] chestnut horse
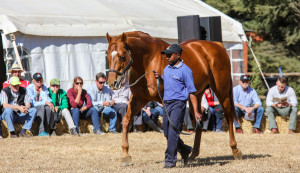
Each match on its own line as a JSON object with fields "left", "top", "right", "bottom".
{"left": 106, "top": 31, "right": 242, "bottom": 166}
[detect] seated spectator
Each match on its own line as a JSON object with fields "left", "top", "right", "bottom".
{"left": 48, "top": 78, "right": 78, "bottom": 135}
{"left": 67, "top": 76, "right": 102, "bottom": 135}
{"left": 87, "top": 72, "right": 117, "bottom": 133}
{"left": 0, "top": 99, "right": 2, "bottom": 139}
{"left": 112, "top": 77, "right": 131, "bottom": 126}
{"left": 203, "top": 88, "right": 224, "bottom": 132}
{"left": 3, "top": 64, "right": 30, "bottom": 88}
{"left": 184, "top": 103, "right": 194, "bottom": 133}
{"left": 141, "top": 101, "right": 163, "bottom": 133}
{"left": 266, "top": 77, "right": 298, "bottom": 134}
{"left": 1, "top": 76, "right": 37, "bottom": 138}
{"left": 233, "top": 75, "right": 264, "bottom": 134}
{"left": 27, "top": 73, "right": 54, "bottom": 136}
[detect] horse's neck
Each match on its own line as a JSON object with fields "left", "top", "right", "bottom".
{"left": 127, "top": 37, "right": 167, "bottom": 74}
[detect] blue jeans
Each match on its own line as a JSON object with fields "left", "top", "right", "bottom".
{"left": 71, "top": 107, "right": 100, "bottom": 133}
{"left": 234, "top": 106, "right": 264, "bottom": 129}
{"left": 209, "top": 107, "right": 223, "bottom": 130}
{"left": 2, "top": 107, "right": 37, "bottom": 132}
{"left": 95, "top": 106, "right": 117, "bottom": 132}
{"left": 142, "top": 108, "right": 160, "bottom": 124}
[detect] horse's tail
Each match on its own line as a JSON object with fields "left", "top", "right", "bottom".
{"left": 229, "top": 77, "right": 238, "bottom": 121}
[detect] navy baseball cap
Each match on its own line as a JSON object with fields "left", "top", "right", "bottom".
{"left": 33, "top": 73, "right": 43, "bottom": 80}
{"left": 161, "top": 44, "right": 182, "bottom": 55}
{"left": 240, "top": 75, "right": 250, "bottom": 82}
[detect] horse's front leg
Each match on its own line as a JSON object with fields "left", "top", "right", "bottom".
{"left": 121, "top": 96, "right": 146, "bottom": 166}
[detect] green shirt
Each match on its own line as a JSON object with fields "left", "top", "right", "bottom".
{"left": 48, "top": 88, "right": 69, "bottom": 111}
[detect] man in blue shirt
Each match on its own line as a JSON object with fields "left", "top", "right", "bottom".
{"left": 154, "top": 44, "right": 201, "bottom": 168}
{"left": 87, "top": 72, "right": 117, "bottom": 133}
{"left": 233, "top": 75, "right": 264, "bottom": 134}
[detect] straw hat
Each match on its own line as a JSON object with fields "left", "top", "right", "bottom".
{"left": 8, "top": 64, "right": 24, "bottom": 73}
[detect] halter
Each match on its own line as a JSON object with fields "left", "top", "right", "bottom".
{"left": 106, "top": 43, "right": 133, "bottom": 89}
{"left": 106, "top": 43, "right": 133, "bottom": 77}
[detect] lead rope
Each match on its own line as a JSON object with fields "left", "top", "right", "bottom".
{"left": 156, "top": 78, "right": 202, "bottom": 135}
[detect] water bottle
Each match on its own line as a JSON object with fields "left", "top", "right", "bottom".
{"left": 279, "top": 67, "right": 282, "bottom": 77}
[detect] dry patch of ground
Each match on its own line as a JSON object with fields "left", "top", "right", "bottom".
{"left": 0, "top": 132, "right": 299, "bottom": 172}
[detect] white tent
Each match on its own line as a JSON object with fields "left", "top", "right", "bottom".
{"left": 0, "top": 0, "right": 247, "bottom": 90}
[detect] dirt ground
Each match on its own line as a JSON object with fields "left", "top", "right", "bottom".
{"left": 0, "top": 131, "right": 299, "bottom": 173}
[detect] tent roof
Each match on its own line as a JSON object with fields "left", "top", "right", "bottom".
{"left": 0, "top": 0, "right": 247, "bottom": 42}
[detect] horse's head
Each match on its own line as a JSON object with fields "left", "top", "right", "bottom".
{"left": 106, "top": 32, "right": 132, "bottom": 90}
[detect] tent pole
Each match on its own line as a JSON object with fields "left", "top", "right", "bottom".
{"left": 9, "top": 33, "right": 25, "bottom": 76}
{"left": 247, "top": 44, "right": 270, "bottom": 90}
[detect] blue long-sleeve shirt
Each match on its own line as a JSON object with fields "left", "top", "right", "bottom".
{"left": 26, "top": 84, "right": 52, "bottom": 107}
{"left": 87, "top": 83, "right": 114, "bottom": 107}
{"left": 233, "top": 84, "right": 262, "bottom": 107}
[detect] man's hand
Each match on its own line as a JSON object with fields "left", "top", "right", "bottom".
{"left": 103, "top": 101, "right": 110, "bottom": 106}
{"left": 79, "top": 106, "right": 87, "bottom": 112}
{"left": 77, "top": 86, "right": 82, "bottom": 95}
{"left": 244, "top": 107, "right": 254, "bottom": 113}
{"left": 19, "top": 105, "right": 27, "bottom": 113}
{"left": 110, "top": 100, "right": 115, "bottom": 106}
{"left": 194, "top": 112, "right": 202, "bottom": 121}
{"left": 46, "top": 102, "right": 54, "bottom": 111}
{"left": 201, "top": 106, "right": 205, "bottom": 112}
{"left": 55, "top": 106, "right": 59, "bottom": 112}
{"left": 157, "top": 102, "right": 163, "bottom": 107}
{"left": 214, "top": 101, "right": 219, "bottom": 105}
{"left": 153, "top": 71, "right": 161, "bottom": 79}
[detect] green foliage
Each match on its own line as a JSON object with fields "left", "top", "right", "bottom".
{"left": 203, "top": 0, "right": 300, "bottom": 108}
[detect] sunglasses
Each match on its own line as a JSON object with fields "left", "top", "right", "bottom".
{"left": 75, "top": 82, "right": 83, "bottom": 85}
{"left": 98, "top": 81, "right": 105, "bottom": 84}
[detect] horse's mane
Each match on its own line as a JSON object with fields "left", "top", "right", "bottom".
{"left": 124, "top": 31, "right": 151, "bottom": 39}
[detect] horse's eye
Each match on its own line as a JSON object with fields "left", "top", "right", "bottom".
{"left": 119, "top": 55, "right": 126, "bottom": 61}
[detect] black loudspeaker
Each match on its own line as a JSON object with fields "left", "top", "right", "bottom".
{"left": 177, "top": 15, "right": 222, "bottom": 43}
{"left": 200, "top": 16, "right": 222, "bottom": 42}
{"left": 177, "top": 15, "right": 201, "bottom": 43}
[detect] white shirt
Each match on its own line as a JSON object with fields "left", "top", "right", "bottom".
{"left": 266, "top": 85, "right": 298, "bottom": 107}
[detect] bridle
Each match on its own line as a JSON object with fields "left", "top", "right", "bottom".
{"left": 106, "top": 43, "right": 133, "bottom": 89}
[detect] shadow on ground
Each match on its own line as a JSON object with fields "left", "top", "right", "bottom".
{"left": 187, "top": 154, "right": 272, "bottom": 167}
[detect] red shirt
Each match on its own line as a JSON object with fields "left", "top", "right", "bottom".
{"left": 67, "top": 88, "right": 92, "bottom": 109}
{"left": 204, "top": 89, "right": 215, "bottom": 107}
{"left": 2, "top": 78, "right": 30, "bottom": 88}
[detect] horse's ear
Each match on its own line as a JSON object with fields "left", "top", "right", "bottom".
{"left": 106, "top": 32, "right": 112, "bottom": 43}
{"left": 121, "top": 33, "right": 127, "bottom": 42}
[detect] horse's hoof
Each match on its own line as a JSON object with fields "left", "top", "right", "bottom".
{"left": 233, "top": 148, "right": 242, "bottom": 160}
{"left": 121, "top": 156, "right": 133, "bottom": 166}
{"left": 189, "top": 152, "right": 199, "bottom": 161}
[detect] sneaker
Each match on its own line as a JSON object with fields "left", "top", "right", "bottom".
{"left": 288, "top": 130, "right": 295, "bottom": 134}
{"left": 253, "top": 128, "right": 262, "bottom": 134}
{"left": 19, "top": 133, "right": 31, "bottom": 138}
{"left": 271, "top": 128, "right": 279, "bottom": 134}
{"left": 10, "top": 134, "right": 18, "bottom": 138}
{"left": 95, "top": 130, "right": 105, "bottom": 136}
{"left": 236, "top": 128, "right": 243, "bottom": 134}
{"left": 181, "top": 146, "right": 192, "bottom": 167}
{"left": 0, "top": 136, "right": 3, "bottom": 140}
{"left": 71, "top": 128, "right": 79, "bottom": 135}
{"left": 38, "top": 132, "right": 50, "bottom": 137}
{"left": 50, "top": 131, "right": 56, "bottom": 136}
{"left": 109, "top": 130, "right": 118, "bottom": 134}
{"left": 216, "top": 129, "right": 225, "bottom": 133}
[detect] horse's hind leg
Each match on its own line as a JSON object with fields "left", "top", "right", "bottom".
{"left": 221, "top": 95, "right": 242, "bottom": 159}
{"left": 121, "top": 96, "right": 147, "bottom": 166}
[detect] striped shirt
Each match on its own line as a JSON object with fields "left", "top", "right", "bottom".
{"left": 0, "top": 89, "right": 31, "bottom": 106}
